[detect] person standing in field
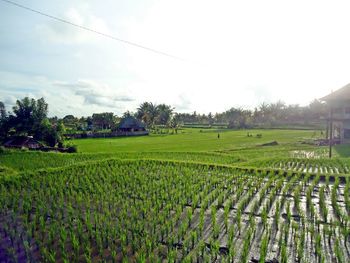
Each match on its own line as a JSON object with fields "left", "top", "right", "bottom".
{"left": 217, "top": 133, "right": 220, "bottom": 139}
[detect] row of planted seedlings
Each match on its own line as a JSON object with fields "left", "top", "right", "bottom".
{"left": 175, "top": 166, "right": 350, "bottom": 263}
{"left": 166, "top": 168, "right": 251, "bottom": 262}
{"left": 258, "top": 171, "right": 302, "bottom": 262}
{"left": 179, "top": 169, "right": 283, "bottom": 262}
{"left": 1, "top": 159, "right": 349, "bottom": 262}
{"left": 272, "top": 158, "right": 350, "bottom": 174}
{"left": 0, "top": 159, "right": 241, "bottom": 262}
{"left": 287, "top": 172, "right": 350, "bottom": 262}
{"left": 161, "top": 168, "right": 243, "bottom": 261}
{"left": 247, "top": 168, "right": 348, "bottom": 263}
{"left": 230, "top": 169, "right": 297, "bottom": 262}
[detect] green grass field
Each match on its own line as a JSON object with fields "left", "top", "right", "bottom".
{"left": 0, "top": 129, "right": 330, "bottom": 173}
{"left": 72, "top": 129, "right": 319, "bottom": 153}
{"left": 1, "top": 129, "right": 349, "bottom": 262}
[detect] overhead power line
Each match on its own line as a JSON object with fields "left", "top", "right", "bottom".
{"left": 0, "top": 0, "right": 184, "bottom": 60}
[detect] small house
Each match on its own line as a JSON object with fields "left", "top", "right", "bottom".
{"left": 320, "top": 83, "right": 350, "bottom": 143}
{"left": 117, "top": 116, "right": 148, "bottom": 135}
{"left": 3, "top": 136, "right": 42, "bottom": 149}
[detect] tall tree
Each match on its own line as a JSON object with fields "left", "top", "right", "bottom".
{"left": 136, "top": 102, "right": 158, "bottom": 128}
{"left": 156, "top": 104, "right": 174, "bottom": 125}
{"left": 63, "top": 115, "right": 78, "bottom": 129}
{"left": 12, "top": 97, "right": 48, "bottom": 135}
{"left": 1, "top": 97, "right": 65, "bottom": 146}
{"left": 92, "top": 112, "right": 114, "bottom": 130}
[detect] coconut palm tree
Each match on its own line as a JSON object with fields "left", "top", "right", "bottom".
{"left": 156, "top": 104, "right": 174, "bottom": 125}
{"left": 136, "top": 102, "right": 159, "bottom": 129}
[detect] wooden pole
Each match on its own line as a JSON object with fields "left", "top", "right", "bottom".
{"left": 329, "top": 108, "right": 333, "bottom": 158}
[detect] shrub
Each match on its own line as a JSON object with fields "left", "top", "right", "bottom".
{"left": 67, "top": 145, "right": 78, "bottom": 153}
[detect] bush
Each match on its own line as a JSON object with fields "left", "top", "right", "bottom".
{"left": 67, "top": 145, "right": 78, "bottom": 153}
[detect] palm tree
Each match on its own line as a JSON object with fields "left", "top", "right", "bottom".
{"left": 156, "top": 104, "right": 174, "bottom": 126}
{"left": 136, "top": 102, "right": 159, "bottom": 129}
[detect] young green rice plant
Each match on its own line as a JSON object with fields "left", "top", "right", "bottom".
{"left": 344, "top": 177, "right": 350, "bottom": 214}
{"left": 259, "top": 231, "right": 269, "bottom": 263}
{"left": 280, "top": 242, "right": 287, "bottom": 263}
{"left": 84, "top": 245, "right": 92, "bottom": 263}
{"left": 334, "top": 238, "right": 345, "bottom": 263}
{"left": 236, "top": 209, "right": 242, "bottom": 236}
{"left": 240, "top": 226, "right": 253, "bottom": 263}
{"left": 286, "top": 201, "right": 292, "bottom": 225}
{"left": 228, "top": 242, "right": 235, "bottom": 263}
{"left": 224, "top": 202, "right": 230, "bottom": 232}
{"left": 331, "top": 177, "right": 345, "bottom": 225}
{"left": 135, "top": 250, "right": 146, "bottom": 263}
{"left": 227, "top": 224, "right": 235, "bottom": 248}
{"left": 319, "top": 185, "right": 328, "bottom": 223}
{"left": 261, "top": 206, "right": 268, "bottom": 230}
{"left": 297, "top": 228, "right": 305, "bottom": 262}
{"left": 315, "top": 232, "right": 322, "bottom": 260}
{"left": 292, "top": 179, "right": 305, "bottom": 218}
{"left": 213, "top": 223, "right": 220, "bottom": 239}
{"left": 217, "top": 192, "right": 225, "bottom": 208}
{"left": 274, "top": 200, "right": 280, "bottom": 229}
{"left": 186, "top": 209, "right": 193, "bottom": 227}
{"left": 210, "top": 239, "right": 220, "bottom": 262}
{"left": 341, "top": 224, "right": 350, "bottom": 246}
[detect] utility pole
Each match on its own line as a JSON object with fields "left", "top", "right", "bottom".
{"left": 329, "top": 108, "right": 333, "bottom": 158}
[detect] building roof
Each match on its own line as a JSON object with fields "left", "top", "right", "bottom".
{"left": 118, "top": 116, "right": 146, "bottom": 129}
{"left": 320, "top": 83, "right": 350, "bottom": 102}
{"left": 3, "top": 136, "right": 41, "bottom": 148}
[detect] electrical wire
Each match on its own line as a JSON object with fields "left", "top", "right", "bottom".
{"left": 0, "top": 0, "right": 184, "bottom": 60}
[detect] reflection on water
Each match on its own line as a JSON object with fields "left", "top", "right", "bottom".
{"left": 290, "top": 150, "right": 328, "bottom": 159}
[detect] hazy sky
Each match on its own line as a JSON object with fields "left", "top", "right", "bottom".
{"left": 1, "top": 0, "right": 350, "bottom": 117}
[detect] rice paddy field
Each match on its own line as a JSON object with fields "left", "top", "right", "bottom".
{"left": 0, "top": 129, "right": 349, "bottom": 262}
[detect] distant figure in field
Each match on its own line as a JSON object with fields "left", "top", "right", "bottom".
{"left": 217, "top": 133, "right": 220, "bottom": 139}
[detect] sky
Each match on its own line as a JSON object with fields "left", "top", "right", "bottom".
{"left": 1, "top": 0, "right": 350, "bottom": 117}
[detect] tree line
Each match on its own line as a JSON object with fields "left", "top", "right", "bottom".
{"left": 132, "top": 100, "right": 327, "bottom": 130}
{"left": 176, "top": 100, "right": 327, "bottom": 129}
{"left": 0, "top": 96, "right": 328, "bottom": 146}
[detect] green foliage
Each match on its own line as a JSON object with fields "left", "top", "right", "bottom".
{"left": 1, "top": 97, "right": 65, "bottom": 146}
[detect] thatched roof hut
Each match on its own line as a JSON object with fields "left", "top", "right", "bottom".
{"left": 3, "top": 136, "right": 42, "bottom": 149}
{"left": 117, "top": 116, "right": 146, "bottom": 132}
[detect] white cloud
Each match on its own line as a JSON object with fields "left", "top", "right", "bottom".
{"left": 54, "top": 79, "right": 134, "bottom": 107}
{"left": 0, "top": 71, "right": 133, "bottom": 117}
{"left": 3, "top": 0, "right": 350, "bottom": 115}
